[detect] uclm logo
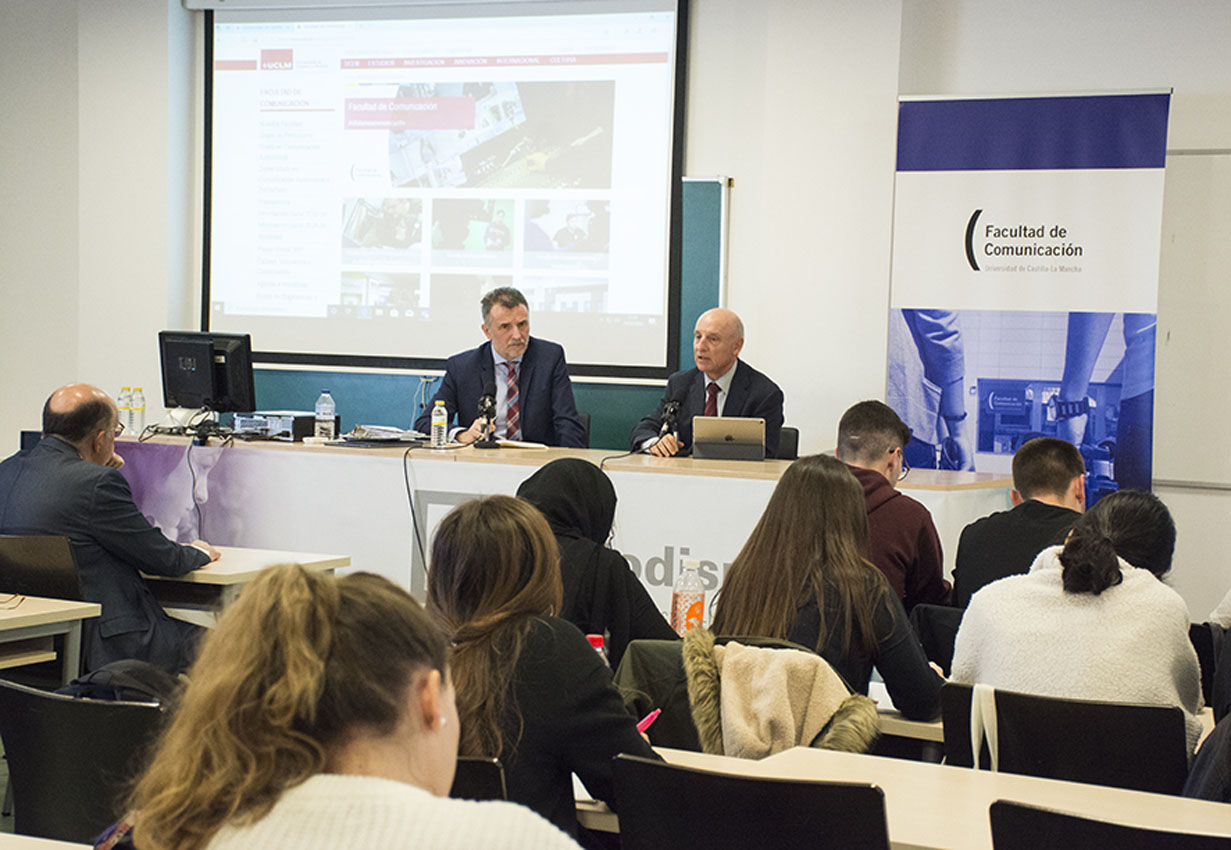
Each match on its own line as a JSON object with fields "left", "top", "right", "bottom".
{"left": 261, "top": 49, "right": 293, "bottom": 70}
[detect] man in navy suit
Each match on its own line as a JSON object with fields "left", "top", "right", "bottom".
{"left": 630, "top": 308, "right": 784, "bottom": 458}
{"left": 414, "top": 287, "right": 586, "bottom": 447}
{"left": 0, "top": 384, "right": 221, "bottom": 672}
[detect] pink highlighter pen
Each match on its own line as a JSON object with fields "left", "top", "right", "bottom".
{"left": 636, "top": 708, "right": 662, "bottom": 734}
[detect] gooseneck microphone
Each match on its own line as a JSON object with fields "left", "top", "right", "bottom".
{"left": 474, "top": 381, "right": 500, "bottom": 449}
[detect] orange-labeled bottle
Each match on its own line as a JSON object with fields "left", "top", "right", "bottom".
{"left": 669, "top": 562, "right": 705, "bottom": 635}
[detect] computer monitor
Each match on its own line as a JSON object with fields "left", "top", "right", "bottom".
{"left": 158, "top": 330, "right": 256, "bottom": 412}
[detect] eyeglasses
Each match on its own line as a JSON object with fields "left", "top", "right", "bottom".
{"left": 896, "top": 447, "right": 910, "bottom": 482}
{"left": 112, "top": 422, "right": 125, "bottom": 439}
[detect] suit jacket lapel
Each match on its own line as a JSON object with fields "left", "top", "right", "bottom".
{"left": 722, "top": 360, "right": 749, "bottom": 417}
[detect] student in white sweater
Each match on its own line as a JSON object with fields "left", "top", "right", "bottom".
{"left": 98, "top": 564, "right": 579, "bottom": 850}
{"left": 950, "top": 490, "right": 1204, "bottom": 753}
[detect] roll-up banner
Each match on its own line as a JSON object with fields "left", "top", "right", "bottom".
{"left": 887, "top": 92, "right": 1170, "bottom": 504}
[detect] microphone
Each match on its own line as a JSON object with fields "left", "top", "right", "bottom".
{"left": 474, "top": 381, "right": 499, "bottom": 449}
{"left": 660, "top": 399, "right": 681, "bottom": 438}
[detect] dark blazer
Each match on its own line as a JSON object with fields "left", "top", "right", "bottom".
{"left": 0, "top": 437, "right": 210, "bottom": 670}
{"left": 414, "top": 337, "right": 586, "bottom": 448}
{"left": 629, "top": 360, "right": 785, "bottom": 458}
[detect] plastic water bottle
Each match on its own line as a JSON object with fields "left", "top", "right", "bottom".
{"left": 586, "top": 634, "right": 609, "bottom": 667}
{"left": 670, "top": 561, "right": 706, "bottom": 636}
{"left": 314, "top": 390, "right": 336, "bottom": 439}
{"left": 430, "top": 400, "right": 448, "bottom": 449}
{"left": 130, "top": 387, "right": 146, "bottom": 433}
{"left": 117, "top": 387, "right": 133, "bottom": 432}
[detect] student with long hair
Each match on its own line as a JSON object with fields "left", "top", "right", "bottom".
{"left": 100, "top": 564, "right": 578, "bottom": 850}
{"left": 516, "top": 458, "right": 677, "bottom": 670}
{"left": 951, "top": 489, "right": 1203, "bottom": 750}
{"left": 427, "top": 495, "right": 656, "bottom": 842}
{"left": 709, "top": 453, "right": 943, "bottom": 720}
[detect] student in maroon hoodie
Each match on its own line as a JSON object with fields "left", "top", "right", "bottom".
{"left": 836, "top": 400, "right": 950, "bottom": 611}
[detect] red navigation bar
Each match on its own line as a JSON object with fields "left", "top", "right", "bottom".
{"left": 340, "top": 52, "right": 667, "bottom": 69}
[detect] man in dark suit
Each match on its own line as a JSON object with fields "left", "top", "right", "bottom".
{"left": 952, "top": 436, "right": 1085, "bottom": 607}
{"left": 630, "top": 308, "right": 784, "bottom": 458}
{"left": 0, "top": 384, "right": 220, "bottom": 672}
{"left": 414, "top": 287, "right": 586, "bottom": 447}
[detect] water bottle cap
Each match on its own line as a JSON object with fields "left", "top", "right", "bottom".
{"left": 585, "top": 634, "right": 605, "bottom": 650}
{"left": 321, "top": 389, "right": 331, "bottom": 393}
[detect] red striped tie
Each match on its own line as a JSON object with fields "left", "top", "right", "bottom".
{"left": 704, "top": 381, "right": 719, "bottom": 417}
{"left": 505, "top": 362, "right": 521, "bottom": 441}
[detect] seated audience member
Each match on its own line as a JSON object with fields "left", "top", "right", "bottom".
{"left": 0, "top": 384, "right": 219, "bottom": 673}
{"left": 427, "top": 496, "right": 657, "bottom": 843}
{"left": 1184, "top": 714, "right": 1231, "bottom": 803}
{"left": 835, "top": 400, "right": 950, "bottom": 610}
{"left": 99, "top": 564, "right": 578, "bottom": 850}
{"left": 413, "top": 286, "right": 585, "bottom": 447}
{"left": 951, "top": 490, "right": 1204, "bottom": 751}
{"left": 709, "top": 454, "right": 943, "bottom": 720}
{"left": 629, "top": 308, "right": 784, "bottom": 458}
{"left": 952, "top": 437, "right": 1085, "bottom": 608}
{"left": 516, "top": 458, "right": 677, "bottom": 669}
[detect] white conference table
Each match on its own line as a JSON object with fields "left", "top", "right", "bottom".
{"left": 578, "top": 746, "right": 1231, "bottom": 849}
{"left": 0, "top": 835, "right": 88, "bottom": 849}
{"left": 0, "top": 595, "right": 100, "bottom": 684}
{"left": 117, "top": 437, "right": 1011, "bottom": 608}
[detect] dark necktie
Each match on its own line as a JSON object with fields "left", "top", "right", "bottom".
{"left": 505, "top": 362, "right": 521, "bottom": 441}
{"left": 704, "top": 381, "right": 719, "bottom": 417}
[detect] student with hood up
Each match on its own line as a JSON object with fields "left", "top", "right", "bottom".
{"left": 517, "top": 458, "right": 678, "bottom": 669}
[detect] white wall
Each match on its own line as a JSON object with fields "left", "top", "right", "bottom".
{"left": 0, "top": 4, "right": 80, "bottom": 447}
{"left": 686, "top": 2, "right": 904, "bottom": 455}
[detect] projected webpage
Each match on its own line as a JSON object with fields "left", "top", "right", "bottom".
{"left": 209, "top": 6, "right": 678, "bottom": 368}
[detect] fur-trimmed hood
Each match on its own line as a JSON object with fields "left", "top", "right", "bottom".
{"left": 681, "top": 628, "right": 880, "bottom": 758}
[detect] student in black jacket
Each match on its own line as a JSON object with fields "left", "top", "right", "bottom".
{"left": 426, "top": 496, "right": 656, "bottom": 843}
{"left": 952, "top": 437, "right": 1085, "bottom": 608}
{"left": 516, "top": 458, "right": 678, "bottom": 670}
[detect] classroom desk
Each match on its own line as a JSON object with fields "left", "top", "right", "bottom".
{"left": 0, "top": 596, "right": 100, "bottom": 684}
{"left": 0, "top": 835, "right": 89, "bottom": 849}
{"left": 577, "top": 746, "right": 1231, "bottom": 849}
{"left": 144, "top": 546, "right": 349, "bottom": 607}
{"left": 117, "top": 437, "right": 1010, "bottom": 607}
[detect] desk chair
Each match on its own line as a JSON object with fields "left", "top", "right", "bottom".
{"left": 449, "top": 756, "right": 507, "bottom": 801}
{"left": 908, "top": 603, "right": 964, "bottom": 675}
{"left": 577, "top": 412, "right": 591, "bottom": 448}
{"left": 777, "top": 425, "right": 799, "bottom": 460}
{"left": 1190, "top": 621, "right": 1227, "bottom": 714}
{"left": 0, "top": 679, "right": 164, "bottom": 843}
{"left": 941, "top": 683, "right": 1189, "bottom": 795}
{"left": 612, "top": 754, "right": 889, "bottom": 850}
{"left": 989, "top": 799, "right": 1231, "bottom": 850}
{"left": 0, "top": 535, "right": 83, "bottom": 601}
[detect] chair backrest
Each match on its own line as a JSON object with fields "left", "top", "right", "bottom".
{"left": 941, "top": 682, "right": 1190, "bottom": 795}
{"left": 908, "top": 603, "right": 964, "bottom": 675}
{"left": 0, "top": 679, "right": 164, "bottom": 843}
{"left": 19, "top": 431, "right": 41, "bottom": 452}
{"left": 777, "top": 425, "right": 799, "bottom": 460}
{"left": 989, "top": 799, "right": 1231, "bottom": 850}
{"left": 449, "top": 756, "right": 507, "bottom": 801}
{"left": 577, "top": 411, "right": 591, "bottom": 448}
{"left": 0, "top": 535, "right": 82, "bottom": 600}
{"left": 612, "top": 754, "right": 890, "bottom": 850}
{"left": 1191, "top": 621, "right": 1227, "bottom": 710}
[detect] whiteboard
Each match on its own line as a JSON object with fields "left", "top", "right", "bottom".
{"left": 1154, "top": 152, "right": 1231, "bottom": 484}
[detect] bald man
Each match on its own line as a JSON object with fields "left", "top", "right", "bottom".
{"left": 630, "top": 308, "right": 785, "bottom": 458}
{"left": 0, "top": 384, "right": 220, "bottom": 673}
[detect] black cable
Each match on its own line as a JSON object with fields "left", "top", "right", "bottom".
{"left": 598, "top": 448, "right": 638, "bottom": 470}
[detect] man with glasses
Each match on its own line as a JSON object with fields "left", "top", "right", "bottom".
{"left": 0, "top": 384, "right": 220, "bottom": 672}
{"left": 836, "top": 400, "right": 950, "bottom": 611}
